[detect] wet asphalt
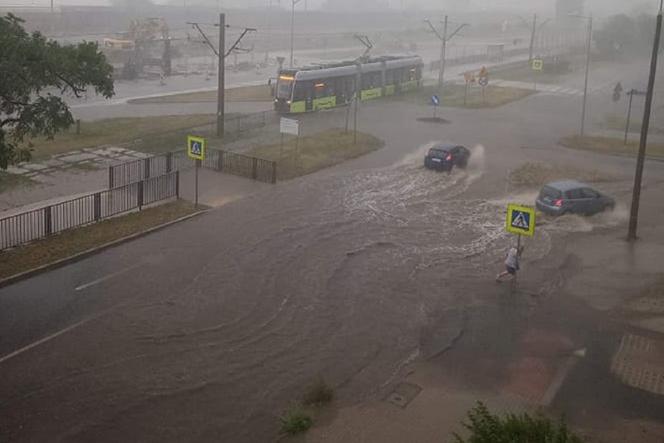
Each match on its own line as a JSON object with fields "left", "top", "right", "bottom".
{"left": 2, "top": 60, "right": 664, "bottom": 441}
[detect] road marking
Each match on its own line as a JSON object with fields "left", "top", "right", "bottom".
{"left": 75, "top": 263, "right": 142, "bottom": 291}
{"left": 0, "top": 303, "right": 126, "bottom": 365}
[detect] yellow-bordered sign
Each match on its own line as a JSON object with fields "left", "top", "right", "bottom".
{"left": 506, "top": 203, "right": 536, "bottom": 237}
{"left": 531, "top": 58, "right": 543, "bottom": 71}
{"left": 187, "top": 135, "right": 206, "bottom": 160}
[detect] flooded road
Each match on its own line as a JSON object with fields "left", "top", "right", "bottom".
{"left": 0, "top": 137, "right": 635, "bottom": 442}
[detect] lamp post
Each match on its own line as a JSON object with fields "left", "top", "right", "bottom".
{"left": 569, "top": 13, "right": 593, "bottom": 137}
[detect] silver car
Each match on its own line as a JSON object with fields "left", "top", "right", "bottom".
{"left": 536, "top": 180, "right": 615, "bottom": 216}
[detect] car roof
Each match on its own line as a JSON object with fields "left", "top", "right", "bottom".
{"left": 544, "top": 180, "right": 590, "bottom": 191}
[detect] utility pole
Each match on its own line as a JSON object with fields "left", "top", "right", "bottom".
{"left": 581, "top": 15, "right": 592, "bottom": 137}
{"left": 217, "top": 13, "right": 225, "bottom": 138}
{"left": 425, "top": 17, "right": 468, "bottom": 92}
{"left": 628, "top": 0, "right": 663, "bottom": 241}
{"left": 188, "top": 17, "right": 256, "bottom": 138}
{"left": 517, "top": 14, "right": 551, "bottom": 63}
{"left": 529, "top": 14, "right": 537, "bottom": 62}
{"left": 290, "top": 0, "right": 302, "bottom": 68}
{"left": 441, "top": 16, "right": 448, "bottom": 91}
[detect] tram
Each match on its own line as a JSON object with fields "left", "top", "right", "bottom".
{"left": 274, "top": 55, "right": 423, "bottom": 114}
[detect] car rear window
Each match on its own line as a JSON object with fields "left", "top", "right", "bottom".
{"left": 540, "top": 186, "right": 562, "bottom": 199}
{"left": 429, "top": 149, "right": 448, "bottom": 158}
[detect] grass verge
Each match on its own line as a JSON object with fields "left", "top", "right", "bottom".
{"left": 397, "top": 84, "right": 534, "bottom": 108}
{"left": 603, "top": 113, "right": 664, "bottom": 135}
{"left": 25, "top": 114, "right": 217, "bottom": 159}
{"left": 279, "top": 378, "right": 335, "bottom": 437}
{"left": 509, "top": 161, "right": 618, "bottom": 188}
{"left": 128, "top": 84, "right": 272, "bottom": 105}
{"left": 0, "top": 172, "right": 36, "bottom": 193}
{"left": 492, "top": 63, "right": 569, "bottom": 83}
{"left": 247, "top": 129, "right": 384, "bottom": 180}
{"left": 560, "top": 135, "right": 664, "bottom": 158}
{"left": 0, "top": 200, "right": 202, "bottom": 281}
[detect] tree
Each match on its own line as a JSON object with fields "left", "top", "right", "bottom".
{"left": 593, "top": 13, "right": 664, "bottom": 58}
{"left": 0, "top": 14, "right": 114, "bottom": 169}
{"left": 453, "top": 402, "right": 585, "bottom": 443}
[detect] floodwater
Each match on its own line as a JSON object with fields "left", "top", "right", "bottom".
{"left": 0, "top": 142, "right": 634, "bottom": 442}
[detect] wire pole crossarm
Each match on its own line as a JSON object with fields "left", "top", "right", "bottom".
{"left": 225, "top": 28, "right": 257, "bottom": 57}
{"left": 447, "top": 23, "right": 468, "bottom": 41}
{"left": 424, "top": 19, "right": 443, "bottom": 41}
{"left": 187, "top": 22, "right": 219, "bottom": 56}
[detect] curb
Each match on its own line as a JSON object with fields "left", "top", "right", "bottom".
{"left": 0, "top": 208, "right": 211, "bottom": 290}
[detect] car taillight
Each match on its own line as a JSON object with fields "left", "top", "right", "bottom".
{"left": 446, "top": 154, "right": 452, "bottom": 161}
{"left": 554, "top": 199, "right": 563, "bottom": 207}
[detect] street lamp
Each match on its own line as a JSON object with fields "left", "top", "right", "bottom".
{"left": 290, "top": 0, "right": 302, "bottom": 68}
{"left": 569, "top": 13, "right": 593, "bottom": 137}
{"left": 425, "top": 17, "right": 469, "bottom": 92}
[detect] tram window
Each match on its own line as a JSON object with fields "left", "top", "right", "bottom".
{"left": 385, "top": 70, "right": 394, "bottom": 85}
{"left": 293, "top": 81, "right": 312, "bottom": 101}
{"left": 314, "top": 80, "right": 334, "bottom": 98}
{"left": 362, "top": 72, "right": 380, "bottom": 89}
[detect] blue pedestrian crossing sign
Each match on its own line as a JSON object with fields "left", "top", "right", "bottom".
{"left": 506, "top": 203, "right": 536, "bottom": 237}
{"left": 431, "top": 95, "right": 440, "bottom": 106}
{"left": 187, "top": 135, "right": 206, "bottom": 161}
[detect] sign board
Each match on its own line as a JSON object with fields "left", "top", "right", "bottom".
{"left": 478, "top": 77, "right": 489, "bottom": 87}
{"left": 280, "top": 117, "right": 300, "bottom": 136}
{"left": 531, "top": 58, "right": 544, "bottom": 71}
{"left": 505, "top": 203, "right": 536, "bottom": 237}
{"left": 187, "top": 135, "right": 206, "bottom": 161}
{"left": 431, "top": 95, "right": 440, "bottom": 106}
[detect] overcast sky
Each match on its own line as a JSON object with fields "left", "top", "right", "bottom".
{"left": 0, "top": 0, "right": 655, "bottom": 16}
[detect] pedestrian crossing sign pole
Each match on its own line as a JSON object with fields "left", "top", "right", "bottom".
{"left": 506, "top": 203, "right": 536, "bottom": 251}
{"left": 187, "top": 135, "right": 206, "bottom": 207}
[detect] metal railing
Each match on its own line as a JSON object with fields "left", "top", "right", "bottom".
{"left": 0, "top": 172, "right": 179, "bottom": 251}
{"left": 109, "top": 148, "right": 277, "bottom": 188}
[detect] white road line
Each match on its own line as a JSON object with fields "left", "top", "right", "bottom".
{"left": 0, "top": 303, "right": 126, "bottom": 365}
{"left": 75, "top": 263, "right": 143, "bottom": 292}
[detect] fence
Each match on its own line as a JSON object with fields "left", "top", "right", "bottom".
{"left": 0, "top": 172, "right": 179, "bottom": 251}
{"left": 109, "top": 148, "right": 277, "bottom": 188}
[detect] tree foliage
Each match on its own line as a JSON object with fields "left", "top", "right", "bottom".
{"left": 0, "top": 14, "right": 114, "bottom": 169}
{"left": 593, "top": 13, "right": 663, "bottom": 57}
{"left": 453, "top": 402, "right": 584, "bottom": 443}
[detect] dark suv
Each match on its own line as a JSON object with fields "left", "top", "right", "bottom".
{"left": 536, "top": 180, "right": 615, "bottom": 216}
{"left": 424, "top": 144, "right": 470, "bottom": 172}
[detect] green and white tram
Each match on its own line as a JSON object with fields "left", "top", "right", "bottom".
{"left": 274, "top": 55, "right": 423, "bottom": 114}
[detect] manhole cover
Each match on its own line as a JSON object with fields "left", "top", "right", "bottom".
{"left": 385, "top": 382, "right": 422, "bottom": 408}
{"left": 611, "top": 333, "right": 664, "bottom": 395}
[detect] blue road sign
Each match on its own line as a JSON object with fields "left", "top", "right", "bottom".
{"left": 431, "top": 95, "right": 440, "bottom": 106}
